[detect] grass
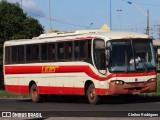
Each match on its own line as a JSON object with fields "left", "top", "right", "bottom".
{"left": 0, "top": 90, "right": 30, "bottom": 98}
{"left": 140, "top": 73, "right": 160, "bottom": 97}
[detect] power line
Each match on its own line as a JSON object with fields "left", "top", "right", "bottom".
{"left": 22, "top": 1, "right": 160, "bottom": 33}
{"left": 23, "top": 9, "right": 96, "bottom": 29}
{"left": 122, "top": 0, "right": 160, "bottom": 7}
{"left": 22, "top": 8, "right": 149, "bottom": 32}
{"left": 132, "top": 2, "right": 160, "bottom": 7}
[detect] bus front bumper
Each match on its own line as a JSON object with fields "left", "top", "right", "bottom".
{"left": 108, "top": 78, "right": 157, "bottom": 95}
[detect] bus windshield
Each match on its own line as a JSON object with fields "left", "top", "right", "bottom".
{"left": 109, "top": 39, "right": 156, "bottom": 72}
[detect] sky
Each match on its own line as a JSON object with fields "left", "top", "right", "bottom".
{"left": 6, "top": 0, "right": 160, "bottom": 39}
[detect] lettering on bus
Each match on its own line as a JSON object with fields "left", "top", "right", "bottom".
{"left": 42, "top": 65, "right": 59, "bottom": 73}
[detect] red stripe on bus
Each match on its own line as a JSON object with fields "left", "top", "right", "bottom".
{"left": 5, "top": 85, "right": 108, "bottom": 95}
{"left": 5, "top": 65, "right": 156, "bottom": 81}
{"left": 5, "top": 85, "right": 28, "bottom": 94}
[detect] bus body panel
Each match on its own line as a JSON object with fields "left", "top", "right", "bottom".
{"left": 4, "top": 64, "right": 157, "bottom": 95}
{"left": 3, "top": 31, "right": 157, "bottom": 99}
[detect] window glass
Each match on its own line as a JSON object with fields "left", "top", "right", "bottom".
{"left": 109, "top": 39, "right": 156, "bottom": 72}
{"left": 74, "top": 41, "right": 80, "bottom": 59}
{"left": 93, "top": 39, "right": 106, "bottom": 70}
{"left": 41, "top": 44, "right": 48, "bottom": 61}
{"left": 79, "top": 41, "right": 86, "bottom": 58}
{"left": 26, "top": 45, "right": 31, "bottom": 61}
{"left": 11, "top": 46, "right": 18, "bottom": 63}
{"left": 48, "top": 43, "right": 56, "bottom": 61}
{"left": 74, "top": 40, "right": 91, "bottom": 60}
{"left": 133, "top": 40, "right": 155, "bottom": 69}
{"left": 65, "top": 42, "right": 72, "bottom": 59}
{"left": 26, "top": 44, "right": 39, "bottom": 62}
{"left": 32, "top": 45, "right": 39, "bottom": 61}
{"left": 5, "top": 47, "right": 11, "bottom": 64}
{"left": 17, "top": 46, "right": 24, "bottom": 63}
{"left": 57, "top": 43, "right": 64, "bottom": 59}
{"left": 6, "top": 46, "right": 24, "bottom": 64}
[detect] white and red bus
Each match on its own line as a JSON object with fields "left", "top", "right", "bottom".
{"left": 3, "top": 30, "right": 157, "bottom": 104}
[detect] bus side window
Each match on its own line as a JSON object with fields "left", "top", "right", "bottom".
{"left": 32, "top": 45, "right": 39, "bottom": 61}
{"left": 57, "top": 42, "right": 64, "bottom": 60}
{"left": 17, "top": 46, "right": 24, "bottom": 63}
{"left": 93, "top": 39, "right": 106, "bottom": 70}
{"left": 6, "top": 46, "right": 24, "bottom": 64}
{"left": 26, "top": 45, "right": 31, "bottom": 62}
{"left": 74, "top": 40, "right": 91, "bottom": 61}
{"left": 79, "top": 41, "right": 86, "bottom": 58}
{"left": 11, "top": 46, "right": 18, "bottom": 63}
{"left": 5, "top": 46, "right": 11, "bottom": 64}
{"left": 48, "top": 43, "right": 56, "bottom": 61}
{"left": 26, "top": 44, "right": 39, "bottom": 62}
{"left": 65, "top": 42, "right": 72, "bottom": 60}
{"left": 88, "top": 40, "right": 91, "bottom": 59}
{"left": 41, "top": 44, "right": 48, "bottom": 61}
{"left": 74, "top": 41, "right": 80, "bottom": 59}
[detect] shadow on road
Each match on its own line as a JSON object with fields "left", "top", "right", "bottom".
{"left": 17, "top": 95, "right": 160, "bottom": 105}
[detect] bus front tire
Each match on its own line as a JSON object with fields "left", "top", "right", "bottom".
{"left": 30, "top": 84, "right": 42, "bottom": 103}
{"left": 86, "top": 83, "right": 100, "bottom": 104}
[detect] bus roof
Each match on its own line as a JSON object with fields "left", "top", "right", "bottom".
{"left": 4, "top": 30, "right": 151, "bottom": 46}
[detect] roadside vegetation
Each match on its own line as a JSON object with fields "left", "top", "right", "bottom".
{"left": 0, "top": 90, "right": 30, "bottom": 98}
{"left": 140, "top": 73, "right": 160, "bottom": 97}
{"left": 0, "top": 0, "right": 43, "bottom": 99}
{"left": 0, "top": 0, "right": 44, "bottom": 64}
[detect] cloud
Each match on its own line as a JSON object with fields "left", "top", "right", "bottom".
{"left": 6, "top": 0, "right": 45, "bottom": 18}
{"left": 23, "top": 0, "right": 45, "bottom": 17}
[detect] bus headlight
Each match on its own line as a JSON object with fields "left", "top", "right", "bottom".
{"left": 110, "top": 80, "right": 125, "bottom": 85}
{"left": 147, "top": 78, "right": 157, "bottom": 82}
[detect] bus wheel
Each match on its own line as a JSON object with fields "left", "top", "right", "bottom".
{"left": 30, "top": 84, "right": 42, "bottom": 103}
{"left": 86, "top": 83, "right": 99, "bottom": 104}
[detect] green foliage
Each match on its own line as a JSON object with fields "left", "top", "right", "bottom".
{"left": 0, "top": 90, "right": 30, "bottom": 98}
{"left": 0, "top": 0, "right": 44, "bottom": 64}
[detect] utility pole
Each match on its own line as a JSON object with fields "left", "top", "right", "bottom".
{"left": 49, "top": 0, "right": 52, "bottom": 31}
{"left": 127, "top": 1, "right": 150, "bottom": 35}
{"left": 20, "top": 0, "right": 22, "bottom": 8}
{"left": 146, "top": 9, "right": 150, "bottom": 35}
{"left": 110, "top": 0, "right": 112, "bottom": 30}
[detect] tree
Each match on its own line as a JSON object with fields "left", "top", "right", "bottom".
{"left": 0, "top": 0, "right": 44, "bottom": 63}
{"left": 0, "top": 0, "right": 44, "bottom": 40}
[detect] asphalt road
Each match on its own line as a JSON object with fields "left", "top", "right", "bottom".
{"left": 0, "top": 95, "right": 160, "bottom": 119}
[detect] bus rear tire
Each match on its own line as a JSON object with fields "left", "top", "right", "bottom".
{"left": 30, "top": 84, "right": 42, "bottom": 103}
{"left": 86, "top": 83, "right": 100, "bottom": 104}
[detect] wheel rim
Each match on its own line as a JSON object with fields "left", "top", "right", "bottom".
{"left": 31, "top": 87, "right": 38, "bottom": 101}
{"left": 89, "top": 87, "right": 96, "bottom": 101}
